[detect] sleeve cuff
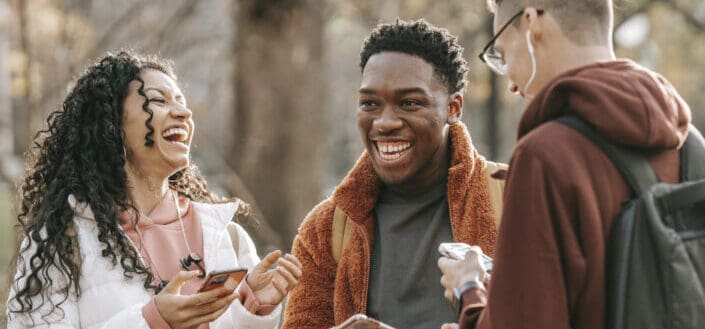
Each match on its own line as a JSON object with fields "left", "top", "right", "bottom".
{"left": 456, "top": 287, "right": 488, "bottom": 328}
{"left": 230, "top": 298, "right": 282, "bottom": 328}
{"left": 142, "top": 297, "right": 172, "bottom": 329}
{"left": 237, "top": 275, "right": 277, "bottom": 316}
{"left": 462, "top": 286, "right": 488, "bottom": 310}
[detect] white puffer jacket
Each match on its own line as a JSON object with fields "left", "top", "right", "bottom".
{"left": 6, "top": 196, "right": 281, "bottom": 329}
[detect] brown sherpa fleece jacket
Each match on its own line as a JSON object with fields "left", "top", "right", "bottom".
{"left": 282, "top": 122, "right": 500, "bottom": 329}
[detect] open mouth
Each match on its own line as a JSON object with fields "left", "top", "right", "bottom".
{"left": 375, "top": 141, "right": 412, "bottom": 162}
{"left": 162, "top": 127, "right": 189, "bottom": 145}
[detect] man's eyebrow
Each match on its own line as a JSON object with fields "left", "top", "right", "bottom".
{"left": 395, "top": 87, "right": 429, "bottom": 95}
{"left": 358, "top": 87, "right": 430, "bottom": 95}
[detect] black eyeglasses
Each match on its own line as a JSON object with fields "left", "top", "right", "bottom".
{"left": 478, "top": 8, "right": 544, "bottom": 75}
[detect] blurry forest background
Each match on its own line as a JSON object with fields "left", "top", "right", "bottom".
{"left": 1, "top": 0, "right": 704, "bottom": 324}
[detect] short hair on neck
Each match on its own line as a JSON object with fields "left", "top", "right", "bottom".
{"left": 487, "top": 0, "right": 613, "bottom": 45}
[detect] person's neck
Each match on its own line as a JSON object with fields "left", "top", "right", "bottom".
{"left": 384, "top": 175, "right": 448, "bottom": 197}
{"left": 384, "top": 153, "right": 451, "bottom": 196}
{"left": 550, "top": 42, "right": 616, "bottom": 77}
{"left": 125, "top": 165, "right": 170, "bottom": 216}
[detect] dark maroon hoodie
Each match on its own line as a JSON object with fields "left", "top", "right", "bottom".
{"left": 459, "top": 60, "right": 691, "bottom": 329}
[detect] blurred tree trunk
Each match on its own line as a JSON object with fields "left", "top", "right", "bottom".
{"left": 232, "top": 0, "right": 325, "bottom": 249}
{"left": 485, "top": 16, "right": 502, "bottom": 161}
{"left": 486, "top": 72, "right": 501, "bottom": 160}
{"left": 0, "top": 1, "right": 11, "bottom": 157}
{"left": 9, "top": 0, "right": 31, "bottom": 156}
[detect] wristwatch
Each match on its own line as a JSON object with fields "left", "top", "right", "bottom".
{"left": 452, "top": 280, "right": 486, "bottom": 314}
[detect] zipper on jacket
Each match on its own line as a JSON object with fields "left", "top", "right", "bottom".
{"left": 361, "top": 224, "right": 372, "bottom": 315}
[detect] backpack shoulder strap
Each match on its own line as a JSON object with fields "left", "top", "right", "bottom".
{"left": 484, "top": 161, "right": 507, "bottom": 226}
{"left": 680, "top": 125, "right": 705, "bottom": 181}
{"left": 332, "top": 206, "right": 353, "bottom": 264}
{"left": 555, "top": 115, "right": 659, "bottom": 194}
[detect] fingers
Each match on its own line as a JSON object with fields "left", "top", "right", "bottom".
{"left": 441, "top": 323, "right": 459, "bottom": 329}
{"left": 251, "top": 252, "right": 300, "bottom": 289}
{"left": 444, "top": 288, "right": 453, "bottom": 302}
{"left": 271, "top": 274, "right": 289, "bottom": 297}
{"left": 191, "top": 293, "right": 236, "bottom": 316}
{"left": 162, "top": 270, "right": 200, "bottom": 294}
{"left": 184, "top": 295, "right": 235, "bottom": 327}
{"left": 256, "top": 250, "right": 282, "bottom": 272}
{"left": 438, "top": 256, "right": 455, "bottom": 272}
{"left": 465, "top": 246, "right": 481, "bottom": 260}
{"left": 281, "top": 254, "right": 303, "bottom": 278}
{"left": 156, "top": 288, "right": 236, "bottom": 328}
{"left": 223, "top": 277, "right": 238, "bottom": 291}
{"left": 249, "top": 251, "right": 281, "bottom": 291}
{"left": 201, "top": 301, "right": 231, "bottom": 324}
{"left": 276, "top": 267, "right": 297, "bottom": 288}
{"left": 190, "top": 286, "right": 237, "bottom": 306}
{"left": 440, "top": 274, "right": 452, "bottom": 290}
{"left": 284, "top": 253, "right": 302, "bottom": 270}
{"left": 466, "top": 247, "right": 489, "bottom": 282}
{"left": 276, "top": 257, "right": 301, "bottom": 287}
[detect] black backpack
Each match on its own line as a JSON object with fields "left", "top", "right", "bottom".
{"left": 556, "top": 116, "right": 705, "bottom": 329}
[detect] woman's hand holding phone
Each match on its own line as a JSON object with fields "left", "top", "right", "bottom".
{"left": 155, "top": 270, "right": 238, "bottom": 329}
{"left": 246, "top": 250, "right": 303, "bottom": 306}
{"left": 197, "top": 268, "right": 248, "bottom": 294}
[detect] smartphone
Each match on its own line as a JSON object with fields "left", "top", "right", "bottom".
{"left": 332, "top": 314, "right": 396, "bottom": 329}
{"left": 438, "top": 242, "right": 493, "bottom": 272}
{"left": 197, "top": 268, "right": 248, "bottom": 293}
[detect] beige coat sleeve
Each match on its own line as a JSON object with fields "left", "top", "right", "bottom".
{"left": 484, "top": 161, "right": 508, "bottom": 226}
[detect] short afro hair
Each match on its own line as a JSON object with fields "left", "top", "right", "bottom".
{"left": 359, "top": 19, "right": 469, "bottom": 94}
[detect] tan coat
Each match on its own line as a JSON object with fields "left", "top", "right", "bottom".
{"left": 282, "top": 123, "right": 505, "bottom": 328}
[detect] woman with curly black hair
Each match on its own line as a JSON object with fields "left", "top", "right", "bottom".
{"left": 5, "top": 50, "right": 301, "bottom": 329}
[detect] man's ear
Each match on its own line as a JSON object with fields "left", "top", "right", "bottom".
{"left": 447, "top": 93, "right": 463, "bottom": 125}
{"left": 524, "top": 7, "right": 544, "bottom": 41}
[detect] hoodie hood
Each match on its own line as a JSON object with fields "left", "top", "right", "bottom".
{"left": 519, "top": 60, "right": 691, "bottom": 150}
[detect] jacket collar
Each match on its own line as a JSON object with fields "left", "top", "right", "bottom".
{"left": 332, "top": 122, "right": 482, "bottom": 223}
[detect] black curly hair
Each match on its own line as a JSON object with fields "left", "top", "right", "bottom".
{"left": 359, "top": 19, "right": 469, "bottom": 94}
{"left": 7, "top": 50, "right": 234, "bottom": 322}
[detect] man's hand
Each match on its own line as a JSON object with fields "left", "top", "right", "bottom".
{"left": 247, "top": 250, "right": 302, "bottom": 306}
{"left": 438, "top": 246, "right": 489, "bottom": 301}
{"left": 155, "top": 270, "right": 238, "bottom": 329}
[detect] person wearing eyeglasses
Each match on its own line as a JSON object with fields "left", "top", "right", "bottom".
{"left": 6, "top": 51, "right": 302, "bottom": 329}
{"left": 438, "top": 1, "right": 694, "bottom": 329}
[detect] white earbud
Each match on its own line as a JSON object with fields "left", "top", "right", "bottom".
{"left": 524, "top": 30, "right": 537, "bottom": 96}
{"left": 526, "top": 30, "right": 535, "bottom": 55}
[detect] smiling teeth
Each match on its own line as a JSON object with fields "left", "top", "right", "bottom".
{"left": 377, "top": 142, "right": 411, "bottom": 161}
{"left": 162, "top": 128, "right": 188, "bottom": 142}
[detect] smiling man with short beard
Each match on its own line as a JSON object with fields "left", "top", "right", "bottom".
{"left": 282, "top": 19, "right": 507, "bottom": 329}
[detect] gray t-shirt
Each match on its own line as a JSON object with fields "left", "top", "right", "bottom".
{"left": 367, "top": 180, "right": 456, "bottom": 329}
